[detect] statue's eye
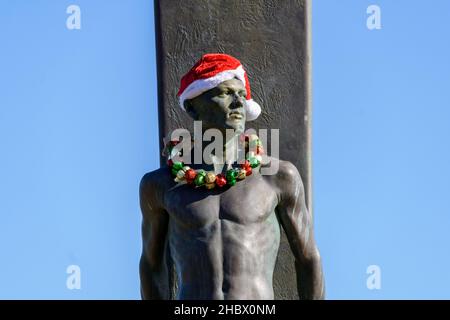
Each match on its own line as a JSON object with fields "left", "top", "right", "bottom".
{"left": 217, "top": 91, "right": 228, "bottom": 98}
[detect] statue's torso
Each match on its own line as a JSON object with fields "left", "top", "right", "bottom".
{"left": 163, "top": 170, "right": 281, "bottom": 299}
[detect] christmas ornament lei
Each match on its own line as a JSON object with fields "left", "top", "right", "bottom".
{"left": 165, "top": 134, "right": 264, "bottom": 189}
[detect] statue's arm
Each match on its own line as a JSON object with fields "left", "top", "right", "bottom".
{"left": 139, "top": 173, "right": 170, "bottom": 300}
{"left": 275, "top": 161, "right": 325, "bottom": 300}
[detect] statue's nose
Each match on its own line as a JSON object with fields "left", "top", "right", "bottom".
{"left": 230, "top": 94, "right": 244, "bottom": 109}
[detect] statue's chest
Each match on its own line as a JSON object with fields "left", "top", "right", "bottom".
{"left": 164, "top": 174, "right": 278, "bottom": 229}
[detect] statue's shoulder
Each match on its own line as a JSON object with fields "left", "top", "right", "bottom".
{"left": 262, "top": 156, "right": 301, "bottom": 180}
{"left": 277, "top": 159, "right": 301, "bottom": 181}
{"left": 262, "top": 157, "right": 303, "bottom": 195}
{"left": 139, "top": 166, "right": 174, "bottom": 197}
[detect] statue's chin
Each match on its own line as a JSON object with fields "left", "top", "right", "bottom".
{"left": 204, "top": 120, "right": 245, "bottom": 135}
{"left": 225, "top": 120, "right": 245, "bottom": 133}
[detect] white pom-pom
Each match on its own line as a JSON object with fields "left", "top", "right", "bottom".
{"left": 245, "top": 99, "right": 262, "bottom": 121}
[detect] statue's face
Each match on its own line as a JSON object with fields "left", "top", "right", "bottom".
{"left": 185, "top": 78, "right": 247, "bottom": 133}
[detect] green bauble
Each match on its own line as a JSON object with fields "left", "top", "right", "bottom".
{"left": 196, "top": 169, "right": 207, "bottom": 177}
{"left": 172, "top": 161, "right": 183, "bottom": 171}
{"left": 171, "top": 168, "right": 179, "bottom": 176}
{"left": 226, "top": 169, "right": 238, "bottom": 180}
{"left": 248, "top": 157, "right": 260, "bottom": 168}
{"left": 227, "top": 178, "right": 236, "bottom": 186}
{"left": 194, "top": 174, "right": 205, "bottom": 186}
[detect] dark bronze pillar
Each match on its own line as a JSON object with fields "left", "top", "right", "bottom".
{"left": 154, "top": 0, "right": 313, "bottom": 299}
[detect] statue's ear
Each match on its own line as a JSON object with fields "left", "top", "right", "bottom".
{"left": 184, "top": 100, "right": 198, "bottom": 120}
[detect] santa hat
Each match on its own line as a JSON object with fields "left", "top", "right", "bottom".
{"left": 177, "top": 53, "right": 262, "bottom": 121}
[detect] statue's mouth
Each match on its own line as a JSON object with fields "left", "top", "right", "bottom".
{"left": 228, "top": 111, "right": 243, "bottom": 120}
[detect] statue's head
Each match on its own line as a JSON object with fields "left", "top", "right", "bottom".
{"left": 183, "top": 78, "right": 247, "bottom": 133}
{"left": 177, "top": 53, "right": 261, "bottom": 134}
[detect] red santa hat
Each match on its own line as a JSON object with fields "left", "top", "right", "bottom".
{"left": 177, "top": 53, "right": 262, "bottom": 121}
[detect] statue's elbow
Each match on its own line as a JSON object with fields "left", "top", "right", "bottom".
{"left": 309, "top": 247, "right": 322, "bottom": 269}
{"left": 298, "top": 246, "right": 322, "bottom": 270}
{"left": 139, "top": 254, "right": 166, "bottom": 300}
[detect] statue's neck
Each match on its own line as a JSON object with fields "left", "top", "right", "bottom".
{"left": 190, "top": 129, "right": 243, "bottom": 174}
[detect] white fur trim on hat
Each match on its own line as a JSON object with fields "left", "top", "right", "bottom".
{"left": 179, "top": 66, "right": 247, "bottom": 110}
{"left": 245, "top": 99, "right": 262, "bottom": 121}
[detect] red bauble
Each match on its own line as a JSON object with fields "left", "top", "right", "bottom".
{"left": 185, "top": 169, "right": 197, "bottom": 183}
{"left": 240, "top": 160, "right": 250, "bottom": 169}
{"left": 215, "top": 174, "right": 227, "bottom": 187}
{"left": 240, "top": 160, "right": 252, "bottom": 175}
{"left": 167, "top": 159, "right": 174, "bottom": 167}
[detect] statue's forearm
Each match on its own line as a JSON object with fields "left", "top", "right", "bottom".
{"left": 139, "top": 256, "right": 168, "bottom": 300}
{"left": 296, "top": 255, "right": 325, "bottom": 300}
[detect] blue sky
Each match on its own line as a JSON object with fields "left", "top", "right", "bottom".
{"left": 0, "top": 1, "right": 449, "bottom": 299}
